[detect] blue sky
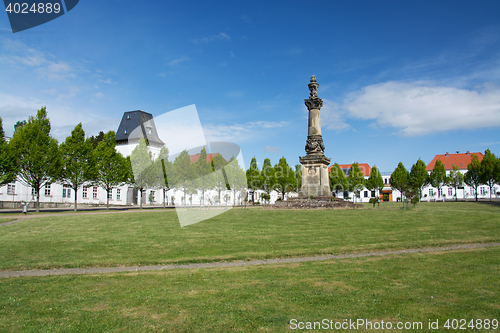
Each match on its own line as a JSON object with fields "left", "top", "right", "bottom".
{"left": 1, "top": 0, "right": 499, "bottom": 172}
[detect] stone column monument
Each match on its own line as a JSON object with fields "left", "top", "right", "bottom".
{"left": 298, "top": 76, "right": 332, "bottom": 198}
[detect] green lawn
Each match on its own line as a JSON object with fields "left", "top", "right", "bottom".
{"left": 0, "top": 202, "right": 499, "bottom": 332}
{"left": 0, "top": 202, "right": 499, "bottom": 271}
{"left": 1, "top": 247, "right": 498, "bottom": 332}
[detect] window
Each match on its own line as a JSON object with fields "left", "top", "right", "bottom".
{"left": 82, "top": 186, "right": 88, "bottom": 198}
{"left": 7, "top": 183, "right": 15, "bottom": 195}
{"left": 44, "top": 184, "right": 51, "bottom": 196}
{"left": 448, "top": 188, "right": 453, "bottom": 196}
{"left": 92, "top": 187, "right": 98, "bottom": 199}
{"left": 127, "top": 114, "right": 131, "bottom": 119}
{"left": 438, "top": 188, "right": 443, "bottom": 197}
{"left": 384, "top": 178, "right": 387, "bottom": 184}
{"left": 124, "top": 129, "right": 128, "bottom": 134}
{"left": 63, "top": 185, "right": 71, "bottom": 198}
{"left": 364, "top": 191, "right": 368, "bottom": 198}
{"left": 429, "top": 189, "right": 434, "bottom": 197}
{"left": 371, "top": 190, "right": 375, "bottom": 198}
{"left": 471, "top": 189, "right": 475, "bottom": 196}
{"left": 108, "top": 190, "right": 112, "bottom": 200}
{"left": 32, "top": 188, "right": 38, "bottom": 196}
{"left": 480, "top": 187, "right": 486, "bottom": 195}
{"left": 116, "top": 189, "right": 121, "bottom": 200}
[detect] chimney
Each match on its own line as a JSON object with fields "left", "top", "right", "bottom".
{"left": 445, "top": 152, "right": 449, "bottom": 156}
{"left": 467, "top": 151, "right": 470, "bottom": 155}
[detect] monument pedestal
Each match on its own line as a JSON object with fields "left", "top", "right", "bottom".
{"left": 298, "top": 154, "right": 331, "bottom": 198}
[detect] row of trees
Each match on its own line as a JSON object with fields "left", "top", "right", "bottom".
{"left": 390, "top": 151, "right": 500, "bottom": 208}
{"left": 0, "top": 107, "right": 247, "bottom": 212}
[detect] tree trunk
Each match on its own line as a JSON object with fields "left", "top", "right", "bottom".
{"left": 107, "top": 189, "right": 110, "bottom": 210}
{"left": 140, "top": 189, "right": 143, "bottom": 209}
{"left": 74, "top": 188, "right": 78, "bottom": 211}
{"left": 36, "top": 189, "right": 40, "bottom": 213}
{"left": 163, "top": 188, "right": 166, "bottom": 208}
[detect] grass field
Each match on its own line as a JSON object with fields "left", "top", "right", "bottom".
{"left": 0, "top": 202, "right": 499, "bottom": 332}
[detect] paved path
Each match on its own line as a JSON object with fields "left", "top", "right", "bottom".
{"left": 1, "top": 242, "right": 498, "bottom": 278}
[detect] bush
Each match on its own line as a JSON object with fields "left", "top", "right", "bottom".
{"left": 369, "top": 197, "right": 379, "bottom": 207}
{"left": 383, "top": 194, "right": 389, "bottom": 202}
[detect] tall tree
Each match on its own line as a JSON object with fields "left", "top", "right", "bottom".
{"left": 93, "top": 131, "right": 128, "bottom": 209}
{"left": 347, "top": 162, "right": 365, "bottom": 204}
{"left": 0, "top": 118, "right": 17, "bottom": 186}
{"left": 390, "top": 162, "right": 409, "bottom": 208}
{"left": 479, "top": 149, "right": 499, "bottom": 201}
{"left": 9, "top": 107, "right": 61, "bottom": 213}
{"left": 329, "top": 163, "right": 346, "bottom": 198}
{"left": 129, "top": 139, "right": 154, "bottom": 209}
{"left": 365, "top": 165, "right": 384, "bottom": 199}
{"left": 171, "top": 150, "right": 194, "bottom": 207}
{"left": 273, "top": 156, "right": 296, "bottom": 200}
{"left": 260, "top": 158, "right": 276, "bottom": 194}
{"left": 246, "top": 157, "right": 261, "bottom": 203}
{"left": 295, "top": 164, "right": 302, "bottom": 193}
{"left": 59, "top": 123, "right": 94, "bottom": 211}
{"left": 429, "top": 160, "right": 447, "bottom": 199}
{"left": 227, "top": 156, "right": 247, "bottom": 205}
{"left": 151, "top": 146, "right": 171, "bottom": 208}
{"left": 193, "top": 147, "right": 214, "bottom": 207}
{"left": 447, "top": 165, "right": 464, "bottom": 201}
{"left": 409, "top": 159, "right": 429, "bottom": 199}
{"left": 212, "top": 154, "right": 229, "bottom": 206}
{"left": 464, "top": 154, "right": 481, "bottom": 202}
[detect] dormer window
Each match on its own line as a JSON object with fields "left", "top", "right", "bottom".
{"left": 124, "top": 129, "right": 128, "bottom": 134}
{"left": 127, "top": 114, "right": 131, "bottom": 119}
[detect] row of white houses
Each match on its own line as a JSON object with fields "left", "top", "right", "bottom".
{"left": 2, "top": 109, "right": 497, "bottom": 209}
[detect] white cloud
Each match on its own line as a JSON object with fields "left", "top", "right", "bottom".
{"left": 0, "top": 39, "right": 75, "bottom": 81}
{"left": 320, "top": 99, "right": 351, "bottom": 132}
{"left": 168, "top": 57, "right": 190, "bottom": 66}
{"left": 191, "top": 32, "right": 231, "bottom": 44}
{"left": 203, "top": 120, "right": 288, "bottom": 143}
{"left": 343, "top": 81, "right": 500, "bottom": 136}
{"left": 264, "top": 145, "right": 281, "bottom": 153}
{"left": 93, "top": 92, "right": 103, "bottom": 98}
{"left": 98, "top": 78, "right": 115, "bottom": 84}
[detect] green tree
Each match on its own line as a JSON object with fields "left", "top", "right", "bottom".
{"left": 429, "top": 160, "right": 447, "bottom": 199}
{"left": 409, "top": 159, "right": 428, "bottom": 199}
{"left": 273, "top": 156, "right": 296, "bottom": 200}
{"left": 390, "top": 162, "right": 409, "bottom": 208}
{"left": 171, "top": 150, "right": 195, "bottom": 207}
{"left": 150, "top": 146, "right": 171, "bottom": 208}
{"left": 260, "top": 158, "right": 276, "bottom": 194}
{"left": 193, "top": 147, "right": 215, "bottom": 207}
{"left": 93, "top": 131, "right": 129, "bottom": 209}
{"left": 129, "top": 139, "right": 154, "bottom": 209}
{"left": 212, "top": 154, "right": 229, "bottom": 206}
{"left": 347, "top": 162, "right": 365, "bottom": 204}
{"left": 294, "top": 164, "right": 302, "bottom": 193}
{"left": 90, "top": 131, "right": 105, "bottom": 150}
{"left": 227, "top": 156, "right": 247, "bottom": 205}
{"left": 447, "top": 165, "right": 464, "bottom": 201}
{"left": 464, "top": 154, "right": 481, "bottom": 202}
{"left": 365, "top": 165, "right": 384, "bottom": 200}
{"left": 0, "top": 118, "right": 17, "bottom": 186}
{"left": 329, "top": 163, "right": 346, "bottom": 198}
{"left": 59, "top": 123, "right": 94, "bottom": 211}
{"left": 479, "top": 149, "right": 499, "bottom": 201}
{"left": 9, "top": 107, "right": 62, "bottom": 213}
{"left": 246, "top": 157, "right": 261, "bottom": 203}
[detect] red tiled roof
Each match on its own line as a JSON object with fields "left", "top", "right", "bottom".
{"left": 329, "top": 163, "right": 372, "bottom": 177}
{"left": 189, "top": 153, "right": 225, "bottom": 164}
{"left": 426, "top": 151, "right": 484, "bottom": 171}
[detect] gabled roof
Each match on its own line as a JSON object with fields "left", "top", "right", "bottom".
{"left": 115, "top": 110, "right": 164, "bottom": 147}
{"left": 190, "top": 153, "right": 226, "bottom": 165}
{"left": 426, "top": 151, "right": 484, "bottom": 171}
{"left": 329, "top": 163, "right": 372, "bottom": 177}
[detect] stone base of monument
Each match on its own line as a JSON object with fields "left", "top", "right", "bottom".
{"left": 265, "top": 197, "right": 363, "bottom": 210}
